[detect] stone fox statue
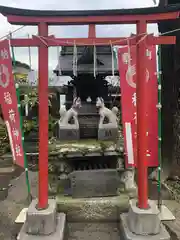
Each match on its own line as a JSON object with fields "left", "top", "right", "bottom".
{"left": 96, "top": 97, "right": 118, "bottom": 129}
{"left": 59, "top": 97, "right": 81, "bottom": 129}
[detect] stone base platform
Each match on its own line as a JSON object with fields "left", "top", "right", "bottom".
{"left": 120, "top": 213, "right": 170, "bottom": 240}
{"left": 17, "top": 213, "right": 66, "bottom": 240}
{"left": 69, "top": 169, "right": 119, "bottom": 198}
{"left": 56, "top": 194, "right": 129, "bottom": 222}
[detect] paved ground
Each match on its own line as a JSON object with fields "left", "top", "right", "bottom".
{"left": 0, "top": 168, "right": 121, "bottom": 240}
{"left": 162, "top": 200, "right": 180, "bottom": 240}
{"left": 66, "top": 223, "right": 120, "bottom": 240}
{"left": 0, "top": 166, "right": 180, "bottom": 240}
{"left": 0, "top": 168, "right": 38, "bottom": 240}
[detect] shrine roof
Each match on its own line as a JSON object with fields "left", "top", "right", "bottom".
{"left": 0, "top": 5, "right": 180, "bottom": 17}
{"left": 54, "top": 46, "right": 118, "bottom": 75}
{"left": 54, "top": 54, "right": 118, "bottom": 75}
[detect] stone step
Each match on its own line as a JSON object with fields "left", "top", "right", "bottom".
{"left": 69, "top": 169, "right": 119, "bottom": 198}
{"left": 56, "top": 194, "right": 129, "bottom": 222}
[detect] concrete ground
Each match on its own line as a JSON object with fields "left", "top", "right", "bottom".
{"left": 0, "top": 168, "right": 121, "bottom": 240}
{"left": 0, "top": 168, "right": 38, "bottom": 240}
{"left": 0, "top": 166, "right": 180, "bottom": 240}
{"left": 66, "top": 222, "right": 120, "bottom": 240}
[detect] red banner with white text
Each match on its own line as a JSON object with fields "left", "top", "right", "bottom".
{"left": 0, "top": 39, "right": 24, "bottom": 167}
{"left": 118, "top": 45, "right": 158, "bottom": 167}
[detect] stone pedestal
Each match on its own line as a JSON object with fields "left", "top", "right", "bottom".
{"left": 120, "top": 199, "right": 170, "bottom": 240}
{"left": 17, "top": 199, "right": 66, "bottom": 240}
{"left": 98, "top": 128, "right": 118, "bottom": 141}
{"left": 59, "top": 128, "right": 79, "bottom": 141}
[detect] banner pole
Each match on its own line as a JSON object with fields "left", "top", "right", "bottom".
{"left": 157, "top": 46, "right": 162, "bottom": 210}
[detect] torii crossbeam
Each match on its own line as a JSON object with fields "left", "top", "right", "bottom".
{"left": 0, "top": 5, "right": 179, "bottom": 210}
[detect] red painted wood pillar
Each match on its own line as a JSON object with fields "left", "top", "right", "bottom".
{"left": 136, "top": 21, "right": 148, "bottom": 209}
{"left": 88, "top": 24, "right": 96, "bottom": 38}
{"left": 38, "top": 22, "right": 49, "bottom": 209}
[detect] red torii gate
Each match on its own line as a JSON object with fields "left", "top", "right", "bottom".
{"left": 0, "top": 5, "right": 178, "bottom": 210}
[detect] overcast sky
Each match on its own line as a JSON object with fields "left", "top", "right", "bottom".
{"left": 0, "top": 0, "right": 159, "bottom": 71}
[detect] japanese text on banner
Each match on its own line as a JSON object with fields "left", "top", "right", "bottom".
{"left": 0, "top": 39, "right": 24, "bottom": 167}
{"left": 118, "top": 45, "right": 158, "bottom": 167}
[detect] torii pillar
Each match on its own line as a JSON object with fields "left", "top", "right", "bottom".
{"left": 38, "top": 22, "right": 49, "bottom": 209}
{"left": 136, "top": 21, "right": 149, "bottom": 209}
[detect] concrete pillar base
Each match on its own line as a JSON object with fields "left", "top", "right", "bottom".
{"left": 26, "top": 199, "right": 57, "bottom": 235}
{"left": 128, "top": 199, "right": 160, "bottom": 235}
{"left": 120, "top": 213, "right": 170, "bottom": 240}
{"left": 17, "top": 199, "right": 66, "bottom": 240}
{"left": 17, "top": 213, "right": 66, "bottom": 240}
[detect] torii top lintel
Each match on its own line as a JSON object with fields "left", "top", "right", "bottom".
{"left": 0, "top": 5, "right": 180, "bottom": 25}
{"left": 0, "top": 5, "right": 179, "bottom": 46}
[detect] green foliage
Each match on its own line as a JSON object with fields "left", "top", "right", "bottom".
{"left": 13, "top": 60, "right": 31, "bottom": 70}
{"left": 21, "top": 92, "right": 37, "bottom": 109}
{"left": 20, "top": 89, "right": 58, "bottom": 135}
{"left": 22, "top": 116, "right": 58, "bottom": 136}
{"left": 48, "top": 115, "right": 58, "bottom": 132}
{"left": 21, "top": 90, "right": 54, "bottom": 109}
{"left": 23, "top": 119, "right": 38, "bottom": 134}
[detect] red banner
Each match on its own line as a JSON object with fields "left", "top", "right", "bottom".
{"left": 0, "top": 39, "right": 24, "bottom": 167}
{"left": 118, "top": 45, "right": 158, "bottom": 167}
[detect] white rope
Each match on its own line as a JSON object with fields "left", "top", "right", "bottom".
{"left": 27, "top": 34, "right": 32, "bottom": 69}
{"left": 7, "top": 33, "right": 11, "bottom": 54}
{"left": 110, "top": 40, "right": 115, "bottom": 76}
{"left": 57, "top": 46, "right": 62, "bottom": 75}
{"left": 0, "top": 26, "right": 25, "bottom": 40}
{"left": 127, "top": 38, "right": 132, "bottom": 84}
{"left": 73, "top": 41, "right": 78, "bottom": 77}
{"left": 94, "top": 43, "right": 97, "bottom": 78}
{"left": 2, "top": 24, "right": 180, "bottom": 46}
{"left": 73, "top": 87, "right": 77, "bottom": 99}
{"left": 39, "top": 26, "right": 180, "bottom": 47}
{"left": 35, "top": 35, "right": 48, "bottom": 46}
{"left": 136, "top": 34, "right": 148, "bottom": 45}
